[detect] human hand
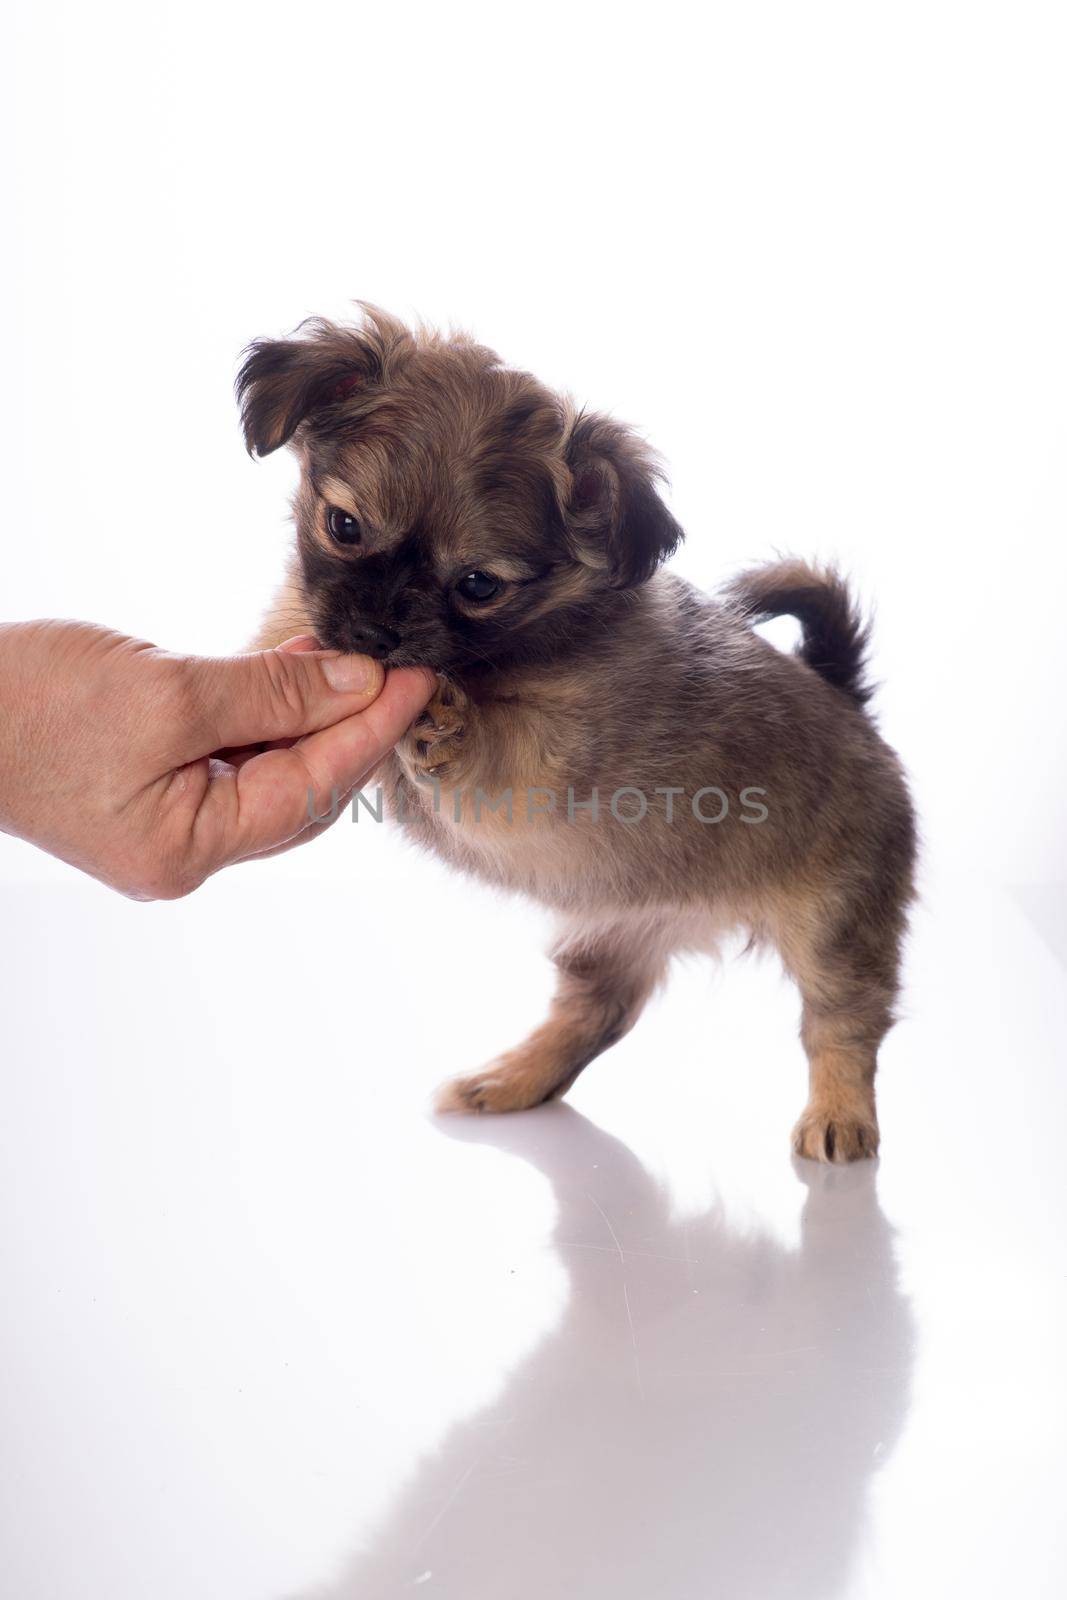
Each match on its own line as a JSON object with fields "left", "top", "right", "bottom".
{"left": 0, "top": 620, "right": 433, "bottom": 898}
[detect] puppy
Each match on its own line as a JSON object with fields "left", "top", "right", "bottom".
{"left": 238, "top": 306, "right": 916, "bottom": 1162}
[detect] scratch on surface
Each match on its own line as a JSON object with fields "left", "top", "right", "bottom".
{"left": 752, "top": 1343, "right": 819, "bottom": 1360}
{"left": 682, "top": 1214, "right": 696, "bottom": 1291}
{"left": 558, "top": 1239, "right": 687, "bottom": 1265}
{"left": 586, "top": 1191, "right": 625, "bottom": 1263}
{"left": 656, "top": 1368, "right": 791, "bottom": 1380}
{"left": 411, "top": 1457, "right": 478, "bottom": 1558}
{"left": 622, "top": 1281, "right": 646, "bottom": 1402}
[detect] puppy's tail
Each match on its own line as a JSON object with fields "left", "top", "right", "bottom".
{"left": 724, "top": 558, "right": 873, "bottom": 708}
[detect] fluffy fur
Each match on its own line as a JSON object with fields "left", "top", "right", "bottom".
{"left": 241, "top": 305, "right": 916, "bottom": 1162}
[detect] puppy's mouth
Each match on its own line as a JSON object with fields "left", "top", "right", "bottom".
{"left": 316, "top": 619, "right": 443, "bottom": 671}
{"left": 381, "top": 644, "right": 443, "bottom": 670}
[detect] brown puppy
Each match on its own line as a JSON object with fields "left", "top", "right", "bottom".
{"left": 239, "top": 306, "right": 916, "bottom": 1162}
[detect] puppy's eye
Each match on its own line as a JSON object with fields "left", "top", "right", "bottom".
{"left": 327, "top": 506, "right": 362, "bottom": 546}
{"left": 456, "top": 570, "right": 501, "bottom": 602}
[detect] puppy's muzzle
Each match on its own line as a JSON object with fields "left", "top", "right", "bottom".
{"left": 346, "top": 620, "right": 401, "bottom": 659}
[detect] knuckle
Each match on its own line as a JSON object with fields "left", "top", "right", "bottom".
{"left": 258, "top": 649, "right": 313, "bottom": 728}
{"left": 125, "top": 870, "right": 171, "bottom": 902}
{"left": 161, "top": 655, "right": 208, "bottom": 738}
{"left": 148, "top": 871, "right": 195, "bottom": 902}
{"left": 128, "top": 869, "right": 178, "bottom": 903}
{"left": 129, "top": 850, "right": 202, "bottom": 902}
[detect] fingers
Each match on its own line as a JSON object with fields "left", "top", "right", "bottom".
{"left": 211, "top": 637, "right": 328, "bottom": 766}
{"left": 192, "top": 665, "right": 434, "bottom": 869}
{"left": 182, "top": 641, "right": 388, "bottom": 753}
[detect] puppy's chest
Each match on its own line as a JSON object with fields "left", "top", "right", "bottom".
{"left": 394, "top": 689, "right": 595, "bottom": 884}
{"left": 408, "top": 779, "right": 602, "bottom": 905}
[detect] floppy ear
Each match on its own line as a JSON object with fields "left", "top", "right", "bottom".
{"left": 563, "top": 413, "right": 683, "bottom": 588}
{"left": 235, "top": 310, "right": 403, "bottom": 457}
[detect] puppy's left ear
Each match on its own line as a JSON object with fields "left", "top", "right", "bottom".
{"left": 235, "top": 308, "right": 408, "bottom": 457}
{"left": 563, "top": 413, "right": 683, "bottom": 588}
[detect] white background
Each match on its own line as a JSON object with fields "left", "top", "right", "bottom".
{"left": 2, "top": 0, "right": 1065, "bottom": 892}
{"left": 2, "top": 5, "right": 1066, "bottom": 1599}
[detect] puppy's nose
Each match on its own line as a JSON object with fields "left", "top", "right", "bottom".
{"left": 347, "top": 620, "right": 400, "bottom": 659}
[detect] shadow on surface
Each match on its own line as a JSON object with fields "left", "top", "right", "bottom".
{"left": 289, "top": 1105, "right": 914, "bottom": 1600}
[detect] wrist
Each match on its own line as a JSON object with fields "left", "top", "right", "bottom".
{"left": 0, "top": 622, "right": 41, "bottom": 839}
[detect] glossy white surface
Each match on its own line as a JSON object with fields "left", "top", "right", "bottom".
{"left": 1, "top": 855, "right": 1065, "bottom": 1599}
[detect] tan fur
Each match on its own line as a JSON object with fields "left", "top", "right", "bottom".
{"left": 254, "top": 558, "right": 314, "bottom": 648}
{"left": 239, "top": 307, "right": 917, "bottom": 1162}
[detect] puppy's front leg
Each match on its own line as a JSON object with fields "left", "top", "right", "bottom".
{"left": 437, "top": 926, "right": 667, "bottom": 1114}
{"left": 396, "top": 676, "right": 473, "bottom": 790}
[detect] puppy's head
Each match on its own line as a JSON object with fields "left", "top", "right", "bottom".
{"left": 237, "top": 306, "right": 682, "bottom": 670}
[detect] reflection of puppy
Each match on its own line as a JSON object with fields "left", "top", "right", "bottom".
{"left": 239, "top": 306, "right": 916, "bottom": 1161}
{"left": 283, "top": 1107, "right": 915, "bottom": 1600}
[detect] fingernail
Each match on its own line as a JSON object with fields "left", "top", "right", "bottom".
{"left": 320, "top": 653, "right": 378, "bottom": 693}
{"left": 276, "top": 634, "right": 322, "bottom": 653}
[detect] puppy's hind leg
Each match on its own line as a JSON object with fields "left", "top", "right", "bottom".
{"left": 792, "top": 1004, "right": 883, "bottom": 1163}
{"left": 779, "top": 892, "right": 905, "bottom": 1164}
{"left": 436, "top": 922, "right": 668, "bottom": 1114}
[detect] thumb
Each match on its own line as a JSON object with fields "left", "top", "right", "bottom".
{"left": 190, "top": 664, "right": 435, "bottom": 871}
{"left": 184, "top": 643, "right": 386, "bottom": 753}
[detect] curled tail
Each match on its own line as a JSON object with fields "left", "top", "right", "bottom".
{"left": 724, "top": 558, "right": 874, "bottom": 708}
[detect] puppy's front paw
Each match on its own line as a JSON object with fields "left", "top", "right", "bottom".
{"left": 792, "top": 1100, "right": 880, "bottom": 1164}
{"left": 435, "top": 1057, "right": 552, "bottom": 1115}
{"left": 409, "top": 677, "right": 468, "bottom": 784}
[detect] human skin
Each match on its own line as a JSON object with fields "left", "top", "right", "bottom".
{"left": 0, "top": 620, "right": 433, "bottom": 899}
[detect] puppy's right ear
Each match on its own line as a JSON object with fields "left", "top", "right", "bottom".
{"left": 235, "top": 311, "right": 401, "bottom": 456}
{"left": 563, "top": 412, "right": 683, "bottom": 588}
